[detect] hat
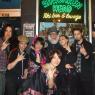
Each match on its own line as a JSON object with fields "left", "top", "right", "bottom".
{"left": 18, "top": 35, "right": 29, "bottom": 43}
{"left": 48, "top": 27, "right": 59, "bottom": 34}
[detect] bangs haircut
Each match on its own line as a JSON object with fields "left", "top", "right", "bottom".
{"left": 34, "top": 37, "right": 45, "bottom": 47}
{"left": 60, "top": 35, "right": 69, "bottom": 40}
{"left": 49, "top": 49, "right": 62, "bottom": 61}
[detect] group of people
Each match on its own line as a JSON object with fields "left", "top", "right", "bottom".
{"left": 0, "top": 24, "right": 94, "bottom": 95}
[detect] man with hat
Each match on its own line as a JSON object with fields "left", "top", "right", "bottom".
{"left": 46, "top": 27, "right": 61, "bottom": 62}
{"left": 5, "top": 35, "right": 29, "bottom": 95}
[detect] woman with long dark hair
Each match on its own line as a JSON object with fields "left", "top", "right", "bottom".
{"left": 0, "top": 23, "right": 18, "bottom": 95}
{"left": 1, "top": 23, "right": 18, "bottom": 55}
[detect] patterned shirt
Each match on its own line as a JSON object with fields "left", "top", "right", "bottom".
{"left": 0, "top": 38, "right": 8, "bottom": 72}
{"left": 74, "top": 43, "right": 81, "bottom": 73}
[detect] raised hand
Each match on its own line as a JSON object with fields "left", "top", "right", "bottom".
{"left": 65, "top": 64, "right": 73, "bottom": 69}
{"left": 66, "top": 44, "right": 71, "bottom": 53}
{"left": 1, "top": 40, "right": 10, "bottom": 50}
{"left": 16, "top": 53, "right": 25, "bottom": 62}
{"left": 80, "top": 44, "right": 87, "bottom": 56}
{"left": 36, "top": 53, "right": 41, "bottom": 63}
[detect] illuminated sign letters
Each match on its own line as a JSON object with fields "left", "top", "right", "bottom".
{"left": 39, "top": 0, "right": 84, "bottom": 23}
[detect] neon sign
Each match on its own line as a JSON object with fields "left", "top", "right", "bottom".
{"left": 52, "top": 5, "right": 72, "bottom": 13}
{"left": 39, "top": 0, "right": 84, "bottom": 23}
{"left": 43, "top": 13, "right": 81, "bottom": 21}
{"left": 42, "top": 0, "right": 83, "bottom": 12}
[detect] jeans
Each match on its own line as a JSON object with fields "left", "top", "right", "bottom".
{"left": 0, "top": 72, "right": 5, "bottom": 95}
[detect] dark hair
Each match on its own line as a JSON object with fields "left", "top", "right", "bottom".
{"left": 60, "top": 35, "right": 69, "bottom": 40}
{"left": 33, "top": 37, "right": 45, "bottom": 47}
{"left": 72, "top": 27, "right": 83, "bottom": 34}
{"left": 2, "top": 23, "right": 14, "bottom": 37}
{"left": 49, "top": 49, "right": 62, "bottom": 61}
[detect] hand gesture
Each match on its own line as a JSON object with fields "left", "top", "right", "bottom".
{"left": 65, "top": 64, "right": 73, "bottom": 69}
{"left": 66, "top": 44, "right": 71, "bottom": 53}
{"left": 80, "top": 44, "right": 87, "bottom": 56}
{"left": 21, "top": 75, "right": 27, "bottom": 79}
{"left": 16, "top": 53, "right": 25, "bottom": 62}
{"left": 1, "top": 40, "right": 10, "bottom": 50}
{"left": 36, "top": 53, "right": 41, "bottom": 63}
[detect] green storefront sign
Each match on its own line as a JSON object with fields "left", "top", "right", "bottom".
{"left": 39, "top": 0, "right": 84, "bottom": 23}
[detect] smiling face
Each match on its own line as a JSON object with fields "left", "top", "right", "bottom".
{"left": 59, "top": 36, "right": 68, "bottom": 46}
{"left": 48, "top": 32, "right": 59, "bottom": 44}
{"left": 49, "top": 32, "right": 58, "bottom": 40}
{"left": 19, "top": 42, "right": 27, "bottom": 52}
{"left": 34, "top": 41, "right": 43, "bottom": 51}
{"left": 51, "top": 53, "right": 61, "bottom": 67}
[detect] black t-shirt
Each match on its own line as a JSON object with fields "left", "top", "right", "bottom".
{"left": 6, "top": 48, "right": 29, "bottom": 78}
